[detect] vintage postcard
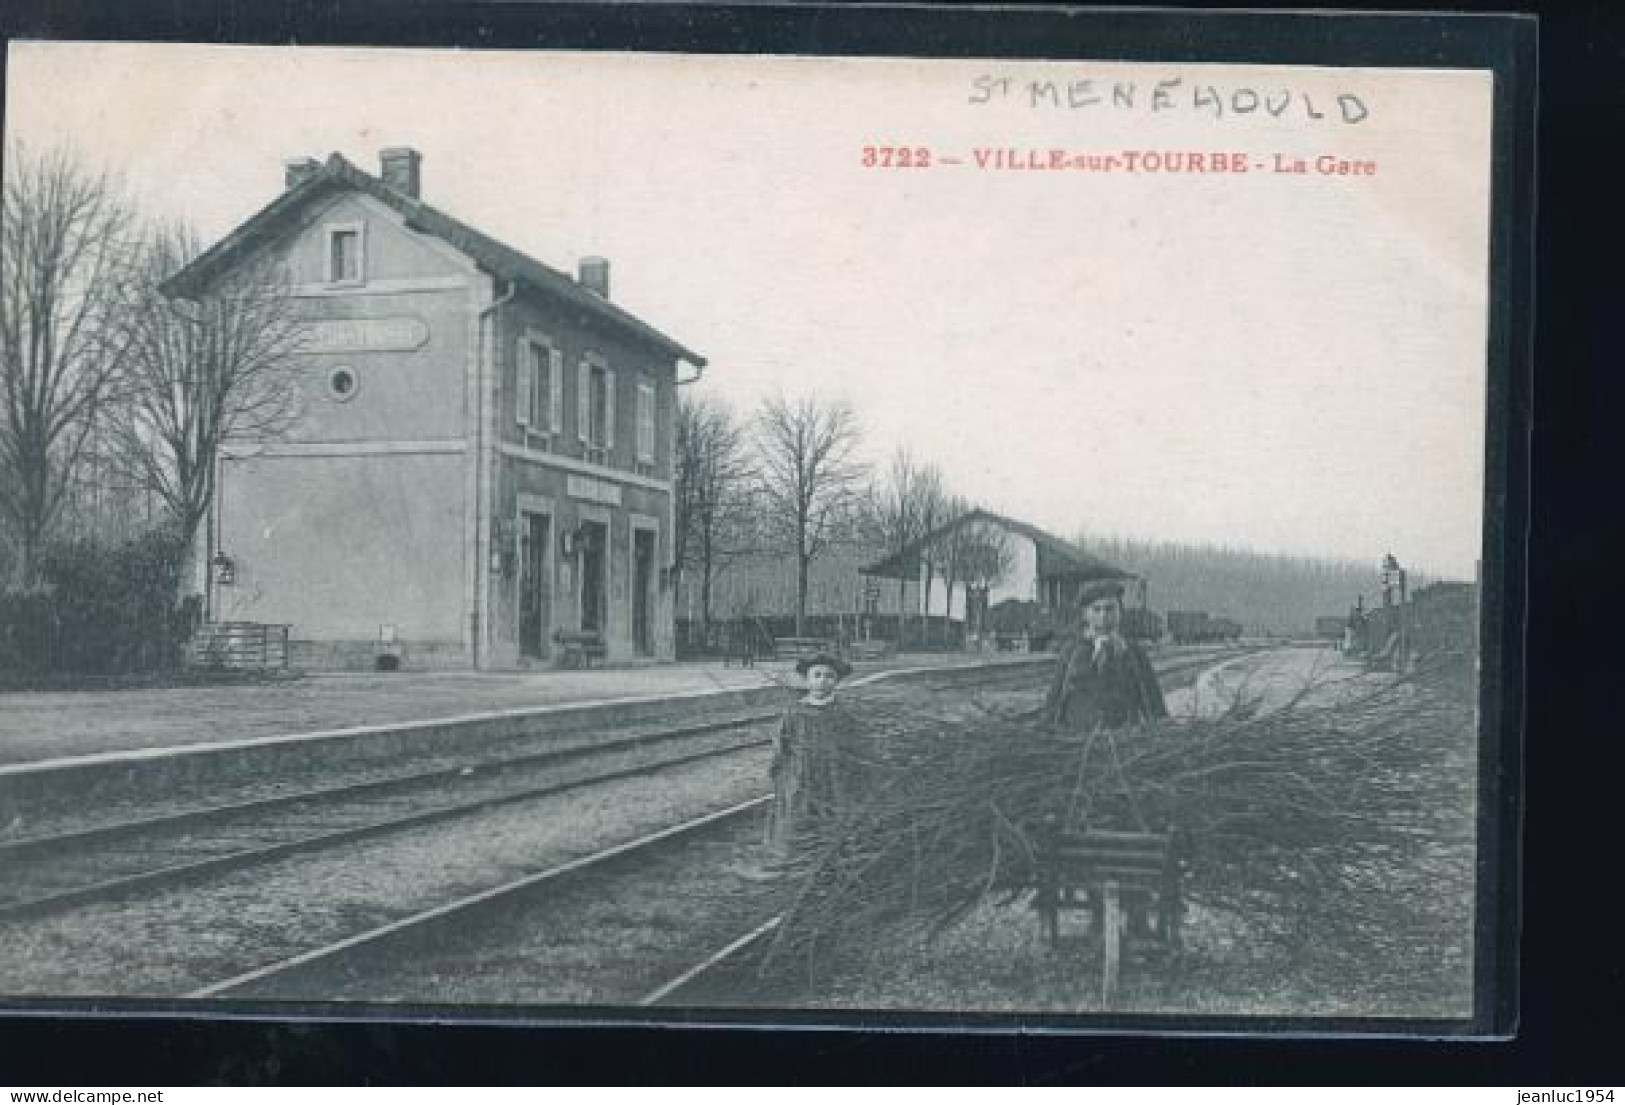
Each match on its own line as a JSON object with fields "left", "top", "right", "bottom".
{"left": 0, "top": 26, "right": 1523, "bottom": 1030}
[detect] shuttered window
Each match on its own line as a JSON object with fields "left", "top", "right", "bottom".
{"left": 516, "top": 344, "right": 531, "bottom": 427}
{"left": 583, "top": 362, "right": 612, "bottom": 447}
{"left": 577, "top": 361, "right": 591, "bottom": 444}
{"left": 547, "top": 348, "right": 563, "bottom": 434}
{"left": 636, "top": 379, "right": 656, "bottom": 464}
{"left": 573, "top": 353, "right": 621, "bottom": 466}
{"left": 516, "top": 336, "right": 560, "bottom": 436}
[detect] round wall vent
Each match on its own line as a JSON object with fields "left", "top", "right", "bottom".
{"left": 326, "top": 366, "right": 360, "bottom": 402}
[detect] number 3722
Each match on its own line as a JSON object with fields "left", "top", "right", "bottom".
{"left": 861, "top": 146, "right": 932, "bottom": 168}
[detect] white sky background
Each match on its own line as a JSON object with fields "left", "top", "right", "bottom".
{"left": 5, "top": 42, "right": 1492, "bottom": 578}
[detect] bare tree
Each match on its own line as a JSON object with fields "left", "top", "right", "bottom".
{"left": 865, "top": 449, "right": 919, "bottom": 637}
{"left": 913, "top": 462, "right": 948, "bottom": 639}
{"left": 674, "top": 393, "right": 755, "bottom": 639}
{"left": 0, "top": 146, "right": 134, "bottom": 589}
{"left": 931, "top": 497, "right": 976, "bottom": 635}
{"left": 102, "top": 222, "right": 305, "bottom": 594}
{"left": 958, "top": 515, "right": 1015, "bottom": 639}
{"left": 866, "top": 449, "right": 949, "bottom": 644}
{"left": 961, "top": 516, "right": 1015, "bottom": 588}
{"left": 755, "top": 393, "right": 865, "bottom": 637}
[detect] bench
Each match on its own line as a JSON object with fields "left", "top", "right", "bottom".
{"left": 1032, "top": 821, "right": 1188, "bottom": 1010}
{"left": 552, "top": 630, "right": 608, "bottom": 669}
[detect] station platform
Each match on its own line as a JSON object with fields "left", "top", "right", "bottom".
{"left": 0, "top": 653, "right": 1050, "bottom": 770}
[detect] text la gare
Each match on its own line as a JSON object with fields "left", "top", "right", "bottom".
{"left": 1275, "top": 153, "right": 1377, "bottom": 176}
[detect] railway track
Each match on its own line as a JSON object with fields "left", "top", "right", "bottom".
{"left": 0, "top": 649, "right": 1254, "bottom": 1003}
{"left": 0, "top": 710, "right": 782, "bottom": 921}
{"left": 190, "top": 796, "right": 777, "bottom": 1001}
{"left": 639, "top": 645, "right": 1277, "bottom": 1009}
{"left": 234, "top": 648, "right": 1262, "bottom": 1010}
{"left": 0, "top": 662, "right": 1067, "bottom": 920}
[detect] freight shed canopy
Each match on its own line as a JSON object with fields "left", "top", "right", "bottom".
{"left": 861, "top": 509, "right": 1139, "bottom": 623}
{"left": 862, "top": 509, "right": 1133, "bottom": 584}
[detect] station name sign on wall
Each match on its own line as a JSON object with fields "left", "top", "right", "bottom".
{"left": 567, "top": 475, "right": 623, "bottom": 506}
{"left": 302, "top": 316, "right": 430, "bottom": 354}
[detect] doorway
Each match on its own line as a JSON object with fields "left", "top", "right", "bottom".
{"left": 578, "top": 520, "right": 608, "bottom": 635}
{"left": 519, "top": 511, "right": 551, "bottom": 659}
{"left": 632, "top": 527, "right": 656, "bottom": 657}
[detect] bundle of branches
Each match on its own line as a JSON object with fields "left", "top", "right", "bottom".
{"left": 762, "top": 657, "right": 1476, "bottom": 978}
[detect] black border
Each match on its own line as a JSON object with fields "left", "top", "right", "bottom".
{"left": 0, "top": 0, "right": 1574, "bottom": 1085}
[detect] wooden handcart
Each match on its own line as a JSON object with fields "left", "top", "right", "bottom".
{"left": 1032, "top": 819, "right": 1189, "bottom": 1010}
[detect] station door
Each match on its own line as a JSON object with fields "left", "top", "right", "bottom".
{"left": 519, "top": 512, "right": 551, "bottom": 659}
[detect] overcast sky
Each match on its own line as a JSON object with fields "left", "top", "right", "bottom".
{"left": 5, "top": 42, "right": 1493, "bottom": 578}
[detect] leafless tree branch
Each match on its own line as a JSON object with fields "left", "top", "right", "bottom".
{"left": 0, "top": 144, "right": 135, "bottom": 589}
{"left": 98, "top": 219, "right": 305, "bottom": 589}
{"left": 754, "top": 392, "right": 866, "bottom": 635}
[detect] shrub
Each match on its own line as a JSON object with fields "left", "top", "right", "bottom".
{"left": 0, "top": 528, "right": 196, "bottom": 680}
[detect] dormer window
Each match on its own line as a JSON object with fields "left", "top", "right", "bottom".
{"left": 326, "top": 223, "right": 364, "bottom": 285}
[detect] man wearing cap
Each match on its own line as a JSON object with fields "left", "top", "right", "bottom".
{"left": 1042, "top": 580, "right": 1170, "bottom": 940}
{"left": 1044, "top": 578, "right": 1169, "bottom": 732}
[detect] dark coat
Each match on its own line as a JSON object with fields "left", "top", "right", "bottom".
{"left": 767, "top": 697, "right": 864, "bottom": 853}
{"left": 1044, "top": 635, "right": 1169, "bottom": 732}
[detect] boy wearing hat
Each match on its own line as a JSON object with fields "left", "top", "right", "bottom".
{"left": 765, "top": 652, "right": 860, "bottom": 865}
{"left": 1044, "top": 578, "right": 1168, "bottom": 732}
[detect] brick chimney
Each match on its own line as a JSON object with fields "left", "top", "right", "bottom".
{"left": 283, "top": 157, "right": 320, "bottom": 190}
{"left": 578, "top": 256, "right": 610, "bottom": 299}
{"left": 379, "top": 147, "right": 422, "bottom": 199}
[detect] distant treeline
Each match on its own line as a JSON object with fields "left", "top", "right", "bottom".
{"left": 1072, "top": 532, "right": 1418, "bottom": 635}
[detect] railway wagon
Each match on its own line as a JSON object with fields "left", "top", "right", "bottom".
{"left": 1166, "top": 610, "right": 1243, "bottom": 645}
{"left": 1120, "top": 606, "right": 1163, "bottom": 643}
{"left": 1315, "top": 615, "right": 1349, "bottom": 640}
{"left": 1166, "top": 610, "right": 1210, "bottom": 645}
{"left": 986, "top": 600, "right": 1160, "bottom": 649}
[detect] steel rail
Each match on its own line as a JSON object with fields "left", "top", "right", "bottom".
{"left": 0, "top": 731, "right": 775, "bottom": 922}
{"left": 176, "top": 650, "right": 1254, "bottom": 1004}
{"left": 0, "top": 652, "right": 1229, "bottom": 921}
{"left": 638, "top": 914, "right": 783, "bottom": 1007}
{"left": 0, "top": 709, "right": 781, "bottom": 860}
{"left": 633, "top": 647, "right": 1270, "bottom": 1009}
{"left": 187, "top": 795, "right": 774, "bottom": 999}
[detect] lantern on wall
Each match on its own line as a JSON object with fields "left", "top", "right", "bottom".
{"left": 562, "top": 524, "right": 598, "bottom": 558}
{"left": 492, "top": 517, "right": 517, "bottom": 578}
{"left": 210, "top": 551, "right": 236, "bottom": 586}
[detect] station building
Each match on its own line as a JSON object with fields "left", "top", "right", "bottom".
{"left": 165, "top": 150, "right": 705, "bottom": 669}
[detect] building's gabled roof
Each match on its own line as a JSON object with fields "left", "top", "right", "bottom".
{"left": 861, "top": 508, "right": 1135, "bottom": 582}
{"left": 161, "top": 152, "right": 705, "bottom": 368}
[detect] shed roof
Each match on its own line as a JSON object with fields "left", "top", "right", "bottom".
{"left": 161, "top": 153, "right": 705, "bottom": 368}
{"left": 860, "top": 508, "right": 1135, "bottom": 582}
